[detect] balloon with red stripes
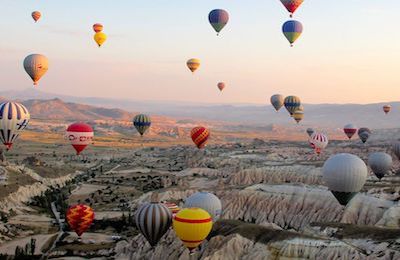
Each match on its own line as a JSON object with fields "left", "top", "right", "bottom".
{"left": 190, "top": 126, "right": 210, "bottom": 149}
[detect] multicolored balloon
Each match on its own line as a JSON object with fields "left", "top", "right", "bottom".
{"left": 173, "top": 208, "right": 213, "bottom": 254}
{"left": 284, "top": 96, "right": 301, "bottom": 116}
{"left": 94, "top": 32, "right": 107, "bottom": 47}
{"left": 66, "top": 204, "right": 95, "bottom": 236}
{"left": 191, "top": 126, "right": 210, "bottom": 149}
{"left": 133, "top": 114, "right": 151, "bottom": 136}
{"left": 208, "top": 9, "right": 229, "bottom": 35}
{"left": 31, "top": 11, "right": 41, "bottom": 22}
{"left": 0, "top": 102, "right": 30, "bottom": 150}
{"left": 163, "top": 202, "right": 180, "bottom": 218}
{"left": 343, "top": 124, "right": 357, "bottom": 139}
{"left": 280, "top": 0, "right": 304, "bottom": 17}
{"left": 323, "top": 154, "right": 367, "bottom": 205}
{"left": 293, "top": 110, "right": 304, "bottom": 123}
{"left": 93, "top": 23, "right": 103, "bottom": 33}
{"left": 187, "top": 59, "right": 200, "bottom": 73}
{"left": 136, "top": 202, "right": 172, "bottom": 247}
{"left": 383, "top": 105, "right": 391, "bottom": 115}
{"left": 310, "top": 133, "right": 328, "bottom": 155}
{"left": 270, "top": 94, "right": 284, "bottom": 112}
{"left": 23, "top": 54, "right": 49, "bottom": 86}
{"left": 217, "top": 82, "right": 226, "bottom": 92}
{"left": 282, "top": 20, "right": 303, "bottom": 46}
{"left": 66, "top": 123, "right": 94, "bottom": 155}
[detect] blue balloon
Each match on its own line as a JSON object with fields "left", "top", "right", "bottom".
{"left": 208, "top": 9, "right": 229, "bottom": 35}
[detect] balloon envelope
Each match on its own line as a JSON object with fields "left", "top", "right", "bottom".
{"left": 293, "top": 110, "right": 304, "bottom": 123}
{"left": 94, "top": 32, "right": 107, "bottom": 47}
{"left": 136, "top": 202, "right": 172, "bottom": 247}
{"left": 306, "top": 128, "right": 314, "bottom": 137}
{"left": 0, "top": 102, "right": 30, "bottom": 150}
{"left": 217, "top": 82, "right": 225, "bottom": 91}
{"left": 66, "top": 204, "right": 94, "bottom": 236}
{"left": 31, "top": 11, "right": 41, "bottom": 22}
{"left": 173, "top": 208, "right": 213, "bottom": 253}
{"left": 187, "top": 59, "right": 200, "bottom": 73}
{"left": 343, "top": 124, "right": 357, "bottom": 139}
{"left": 368, "top": 152, "right": 392, "bottom": 180}
{"left": 184, "top": 192, "right": 222, "bottom": 221}
{"left": 270, "top": 94, "right": 284, "bottom": 112}
{"left": 282, "top": 20, "right": 303, "bottom": 46}
{"left": 322, "top": 153, "right": 367, "bottom": 205}
{"left": 284, "top": 96, "right": 301, "bottom": 116}
{"left": 66, "top": 123, "right": 94, "bottom": 155}
{"left": 191, "top": 126, "right": 210, "bottom": 149}
{"left": 23, "top": 54, "right": 49, "bottom": 86}
{"left": 93, "top": 23, "right": 103, "bottom": 33}
{"left": 280, "top": 0, "right": 304, "bottom": 17}
{"left": 133, "top": 114, "right": 151, "bottom": 136}
{"left": 383, "top": 105, "right": 391, "bottom": 114}
{"left": 310, "top": 133, "right": 328, "bottom": 154}
{"left": 208, "top": 9, "right": 229, "bottom": 35}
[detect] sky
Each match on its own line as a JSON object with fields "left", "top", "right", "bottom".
{"left": 0, "top": 0, "right": 400, "bottom": 105}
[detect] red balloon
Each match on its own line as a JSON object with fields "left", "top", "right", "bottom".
{"left": 191, "top": 126, "right": 210, "bottom": 149}
{"left": 93, "top": 23, "right": 103, "bottom": 33}
{"left": 66, "top": 123, "right": 94, "bottom": 155}
{"left": 66, "top": 204, "right": 95, "bottom": 236}
{"left": 217, "top": 82, "right": 225, "bottom": 92}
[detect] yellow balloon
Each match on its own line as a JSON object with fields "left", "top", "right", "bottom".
{"left": 186, "top": 58, "right": 200, "bottom": 73}
{"left": 94, "top": 32, "right": 107, "bottom": 47}
{"left": 293, "top": 110, "right": 304, "bottom": 124}
{"left": 173, "top": 208, "right": 212, "bottom": 253}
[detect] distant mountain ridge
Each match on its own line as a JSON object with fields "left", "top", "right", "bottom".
{"left": 0, "top": 89, "right": 399, "bottom": 129}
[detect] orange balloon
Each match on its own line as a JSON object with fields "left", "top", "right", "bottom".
{"left": 191, "top": 126, "right": 210, "bottom": 149}
{"left": 31, "top": 11, "right": 41, "bottom": 22}
{"left": 217, "top": 82, "right": 225, "bottom": 91}
{"left": 66, "top": 204, "right": 95, "bottom": 236}
{"left": 93, "top": 23, "right": 103, "bottom": 33}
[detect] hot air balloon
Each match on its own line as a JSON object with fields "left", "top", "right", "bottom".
{"left": 310, "top": 133, "right": 328, "bottom": 155}
{"left": 306, "top": 128, "right": 314, "bottom": 137}
{"left": 66, "top": 204, "right": 95, "bottom": 237}
{"left": 0, "top": 102, "right": 30, "bottom": 150}
{"left": 284, "top": 96, "right": 301, "bottom": 116}
{"left": 133, "top": 114, "right": 151, "bottom": 136}
{"left": 270, "top": 94, "right": 284, "bottom": 112}
{"left": 184, "top": 192, "right": 222, "bottom": 221}
{"left": 358, "top": 128, "right": 370, "bottom": 144}
{"left": 282, "top": 20, "right": 303, "bottom": 46}
{"left": 368, "top": 152, "right": 392, "bottom": 180}
{"left": 217, "top": 82, "right": 225, "bottom": 92}
{"left": 187, "top": 59, "right": 200, "bottom": 73}
{"left": 208, "top": 9, "right": 229, "bottom": 35}
{"left": 293, "top": 110, "right": 304, "bottom": 123}
{"left": 383, "top": 105, "right": 391, "bottom": 115}
{"left": 93, "top": 23, "right": 103, "bottom": 33}
{"left": 136, "top": 202, "right": 172, "bottom": 247}
{"left": 66, "top": 123, "right": 94, "bottom": 155}
{"left": 31, "top": 11, "right": 41, "bottom": 22}
{"left": 191, "top": 126, "right": 210, "bottom": 149}
{"left": 322, "top": 153, "right": 367, "bottom": 206}
{"left": 23, "top": 54, "right": 49, "bottom": 86}
{"left": 173, "top": 208, "right": 213, "bottom": 254}
{"left": 393, "top": 142, "right": 400, "bottom": 160}
{"left": 163, "top": 202, "right": 180, "bottom": 218}
{"left": 343, "top": 124, "right": 357, "bottom": 140}
{"left": 358, "top": 127, "right": 371, "bottom": 135}
{"left": 280, "top": 0, "right": 304, "bottom": 17}
{"left": 94, "top": 32, "right": 107, "bottom": 47}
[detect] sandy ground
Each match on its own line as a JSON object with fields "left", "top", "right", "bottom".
{"left": 64, "top": 232, "right": 115, "bottom": 244}
{"left": 71, "top": 184, "right": 106, "bottom": 196}
{"left": 0, "top": 233, "right": 57, "bottom": 255}
{"left": 95, "top": 211, "right": 129, "bottom": 220}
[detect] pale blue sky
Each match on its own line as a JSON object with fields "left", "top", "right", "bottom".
{"left": 0, "top": 1, "right": 399, "bottom": 104}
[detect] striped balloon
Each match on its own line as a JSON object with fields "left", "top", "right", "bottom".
{"left": 23, "top": 54, "right": 49, "bottom": 86}
{"left": 66, "top": 204, "right": 94, "bottom": 236}
{"left": 187, "top": 59, "right": 200, "bottom": 73}
{"left": 191, "top": 126, "right": 210, "bottom": 149}
{"left": 173, "top": 208, "right": 213, "bottom": 253}
{"left": 392, "top": 142, "right": 400, "bottom": 160}
{"left": 163, "top": 202, "right": 180, "bottom": 218}
{"left": 343, "top": 123, "right": 357, "bottom": 139}
{"left": 310, "top": 133, "right": 328, "bottom": 155}
{"left": 293, "top": 110, "right": 304, "bottom": 123}
{"left": 0, "top": 102, "right": 30, "bottom": 150}
{"left": 282, "top": 20, "right": 303, "bottom": 46}
{"left": 208, "top": 9, "right": 229, "bottom": 35}
{"left": 133, "top": 114, "right": 151, "bottom": 136}
{"left": 280, "top": 0, "right": 304, "bottom": 17}
{"left": 284, "top": 96, "right": 301, "bottom": 116}
{"left": 31, "top": 11, "right": 41, "bottom": 22}
{"left": 93, "top": 23, "right": 103, "bottom": 33}
{"left": 135, "top": 202, "right": 172, "bottom": 247}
